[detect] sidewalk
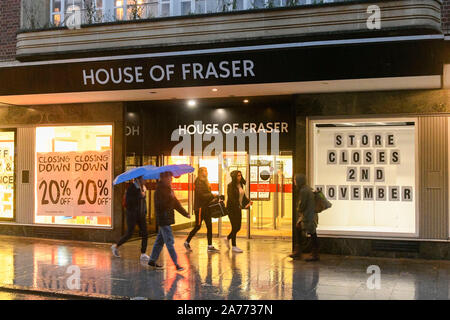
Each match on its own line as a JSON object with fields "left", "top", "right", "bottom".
{"left": 0, "top": 234, "right": 448, "bottom": 300}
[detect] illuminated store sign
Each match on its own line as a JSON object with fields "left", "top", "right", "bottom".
{"left": 0, "top": 131, "right": 14, "bottom": 220}
{"left": 0, "top": 40, "right": 439, "bottom": 96}
{"left": 313, "top": 121, "right": 416, "bottom": 234}
{"left": 83, "top": 60, "right": 255, "bottom": 86}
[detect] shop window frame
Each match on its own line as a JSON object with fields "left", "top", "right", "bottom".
{"left": 308, "top": 116, "right": 419, "bottom": 239}
{"left": 448, "top": 117, "right": 450, "bottom": 240}
{"left": 0, "top": 128, "right": 17, "bottom": 222}
{"left": 33, "top": 123, "right": 115, "bottom": 229}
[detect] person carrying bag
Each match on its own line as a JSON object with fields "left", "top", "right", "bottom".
{"left": 225, "top": 170, "right": 252, "bottom": 253}
{"left": 184, "top": 167, "right": 220, "bottom": 253}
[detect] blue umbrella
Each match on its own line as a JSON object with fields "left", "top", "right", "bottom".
{"left": 142, "top": 164, "right": 194, "bottom": 180}
{"left": 113, "top": 165, "right": 156, "bottom": 185}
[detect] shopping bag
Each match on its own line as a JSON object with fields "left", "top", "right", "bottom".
{"left": 208, "top": 201, "right": 228, "bottom": 218}
{"left": 314, "top": 190, "right": 332, "bottom": 213}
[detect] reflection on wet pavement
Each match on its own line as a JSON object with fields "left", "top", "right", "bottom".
{"left": 0, "top": 235, "right": 448, "bottom": 300}
{"left": 0, "top": 291, "right": 67, "bottom": 300}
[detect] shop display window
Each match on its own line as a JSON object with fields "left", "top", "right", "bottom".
{"left": 0, "top": 130, "right": 15, "bottom": 220}
{"left": 35, "top": 125, "right": 113, "bottom": 227}
{"left": 311, "top": 119, "right": 417, "bottom": 236}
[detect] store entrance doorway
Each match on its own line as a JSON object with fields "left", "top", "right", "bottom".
{"left": 163, "top": 152, "right": 293, "bottom": 239}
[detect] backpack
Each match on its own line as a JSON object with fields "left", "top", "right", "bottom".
{"left": 314, "top": 190, "right": 332, "bottom": 213}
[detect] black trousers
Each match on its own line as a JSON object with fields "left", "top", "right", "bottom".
{"left": 117, "top": 209, "right": 148, "bottom": 254}
{"left": 186, "top": 208, "right": 213, "bottom": 246}
{"left": 295, "top": 222, "right": 319, "bottom": 253}
{"left": 227, "top": 209, "right": 242, "bottom": 247}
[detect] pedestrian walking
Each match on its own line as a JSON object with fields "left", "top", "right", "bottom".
{"left": 111, "top": 176, "right": 149, "bottom": 260}
{"left": 290, "top": 174, "right": 320, "bottom": 262}
{"left": 184, "top": 167, "right": 220, "bottom": 253}
{"left": 148, "top": 171, "right": 190, "bottom": 271}
{"left": 225, "top": 170, "right": 252, "bottom": 253}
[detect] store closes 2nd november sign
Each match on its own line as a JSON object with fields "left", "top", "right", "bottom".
{"left": 36, "top": 150, "right": 112, "bottom": 217}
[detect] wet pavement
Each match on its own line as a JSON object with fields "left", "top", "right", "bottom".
{"left": 0, "top": 234, "right": 448, "bottom": 300}
{"left": 0, "top": 290, "right": 67, "bottom": 300}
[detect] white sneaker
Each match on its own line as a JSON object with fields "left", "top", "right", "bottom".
{"left": 207, "top": 245, "right": 220, "bottom": 252}
{"left": 223, "top": 237, "right": 231, "bottom": 250}
{"left": 111, "top": 244, "right": 120, "bottom": 258}
{"left": 232, "top": 246, "right": 243, "bottom": 253}
{"left": 140, "top": 253, "right": 150, "bottom": 260}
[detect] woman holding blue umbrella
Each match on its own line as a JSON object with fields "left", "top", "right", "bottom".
{"left": 111, "top": 165, "right": 155, "bottom": 260}
{"left": 111, "top": 175, "right": 149, "bottom": 260}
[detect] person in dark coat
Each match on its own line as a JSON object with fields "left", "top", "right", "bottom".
{"left": 184, "top": 167, "right": 220, "bottom": 252}
{"left": 225, "top": 170, "right": 252, "bottom": 253}
{"left": 290, "top": 174, "right": 320, "bottom": 261}
{"left": 111, "top": 176, "right": 149, "bottom": 260}
{"left": 148, "top": 171, "right": 190, "bottom": 271}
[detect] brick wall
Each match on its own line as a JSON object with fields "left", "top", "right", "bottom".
{"left": 443, "top": 0, "right": 450, "bottom": 34}
{"left": 0, "top": 0, "right": 20, "bottom": 61}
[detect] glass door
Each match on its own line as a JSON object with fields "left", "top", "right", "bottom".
{"left": 163, "top": 152, "right": 293, "bottom": 239}
{"left": 249, "top": 155, "right": 292, "bottom": 237}
{"left": 192, "top": 156, "right": 220, "bottom": 236}
{"left": 163, "top": 156, "right": 194, "bottom": 229}
{"left": 220, "top": 152, "right": 249, "bottom": 238}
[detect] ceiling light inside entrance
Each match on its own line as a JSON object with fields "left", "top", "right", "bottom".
{"left": 187, "top": 100, "right": 197, "bottom": 107}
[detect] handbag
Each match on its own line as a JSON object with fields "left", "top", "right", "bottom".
{"left": 208, "top": 200, "right": 228, "bottom": 218}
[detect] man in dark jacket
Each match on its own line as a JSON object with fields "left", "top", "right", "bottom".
{"left": 291, "top": 174, "right": 320, "bottom": 262}
{"left": 111, "top": 176, "right": 149, "bottom": 260}
{"left": 148, "top": 171, "right": 190, "bottom": 271}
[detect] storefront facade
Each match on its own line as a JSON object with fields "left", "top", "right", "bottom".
{"left": 0, "top": 103, "right": 124, "bottom": 241}
{"left": 0, "top": 0, "right": 449, "bottom": 258}
{"left": 296, "top": 90, "right": 450, "bottom": 258}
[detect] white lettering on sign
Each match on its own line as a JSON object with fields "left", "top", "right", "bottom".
{"left": 177, "top": 122, "right": 288, "bottom": 135}
{"left": 82, "top": 60, "right": 256, "bottom": 86}
{"left": 126, "top": 126, "right": 140, "bottom": 136}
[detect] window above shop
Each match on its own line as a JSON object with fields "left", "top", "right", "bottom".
{"left": 17, "top": 0, "right": 442, "bottom": 61}
{"left": 22, "top": 0, "right": 355, "bottom": 30}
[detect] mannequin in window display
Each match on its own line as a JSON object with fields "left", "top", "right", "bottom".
{"left": 184, "top": 167, "right": 220, "bottom": 253}
{"left": 111, "top": 175, "right": 149, "bottom": 260}
{"left": 290, "top": 174, "right": 320, "bottom": 262}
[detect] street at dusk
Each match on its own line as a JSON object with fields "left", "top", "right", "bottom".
{"left": 0, "top": 0, "right": 449, "bottom": 315}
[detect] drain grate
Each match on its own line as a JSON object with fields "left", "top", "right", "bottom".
{"left": 372, "top": 240, "right": 419, "bottom": 253}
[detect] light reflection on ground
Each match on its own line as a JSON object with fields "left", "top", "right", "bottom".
{"left": 0, "top": 235, "right": 448, "bottom": 300}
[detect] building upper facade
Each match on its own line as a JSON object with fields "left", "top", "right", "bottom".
{"left": 13, "top": 0, "right": 446, "bottom": 61}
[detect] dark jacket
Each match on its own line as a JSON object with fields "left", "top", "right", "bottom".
{"left": 194, "top": 177, "right": 215, "bottom": 211}
{"left": 154, "top": 182, "right": 189, "bottom": 227}
{"left": 295, "top": 174, "right": 317, "bottom": 234}
{"left": 226, "top": 171, "right": 250, "bottom": 213}
{"left": 125, "top": 182, "right": 147, "bottom": 215}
